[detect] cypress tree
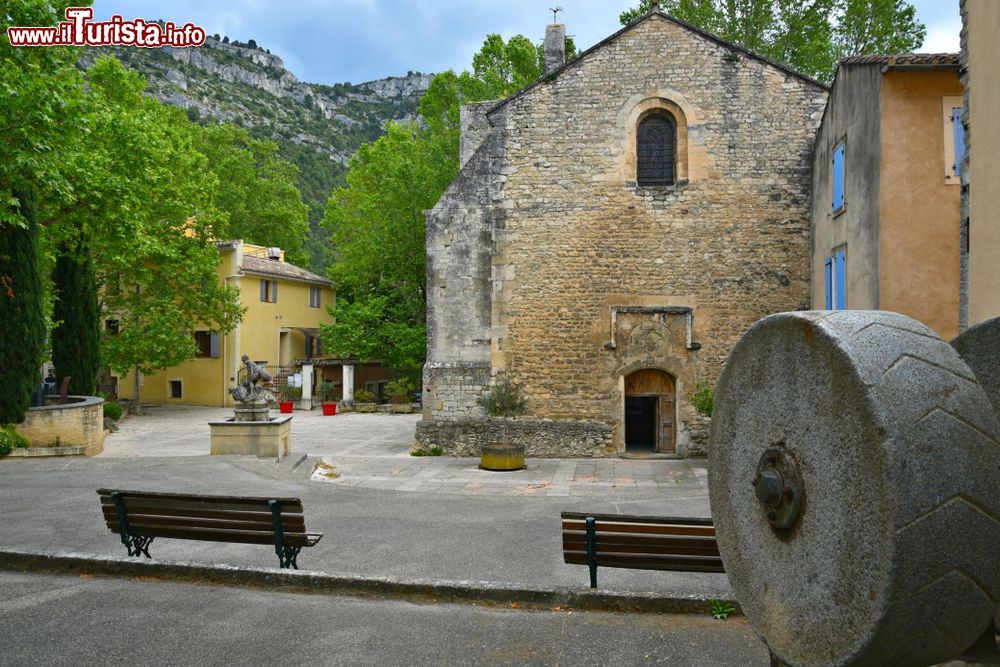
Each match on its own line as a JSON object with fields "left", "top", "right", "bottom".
{"left": 0, "top": 190, "right": 46, "bottom": 424}
{"left": 51, "top": 241, "right": 100, "bottom": 396}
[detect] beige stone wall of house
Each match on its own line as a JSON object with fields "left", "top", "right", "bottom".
{"left": 810, "top": 64, "right": 882, "bottom": 312}
{"left": 879, "top": 70, "right": 963, "bottom": 339}
{"left": 965, "top": 0, "right": 1000, "bottom": 325}
{"left": 428, "top": 14, "right": 826, "bottom": 455}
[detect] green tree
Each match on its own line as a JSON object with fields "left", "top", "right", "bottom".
{"left": 51, "top": 242, "right": 100, "bottom": 395}
{"left": 620, "top": 0, "right": 924, "bottom": 83}
{"left": 0, "top": 189, "right": 46, "bottom": 423}
{"left": 193, "top": 122, "right": 310, "bottom": 266}
{"left": 833, "top": 0, "right": 925, "bottom": 60}
{"left": 1, "top": 1, "right": 82, "bottom": 422}
{"left": 69, "top": 59, "right": 245, "bottom": 378}
{"left": 320, "top": 123, "right": 453, "bottom": 370}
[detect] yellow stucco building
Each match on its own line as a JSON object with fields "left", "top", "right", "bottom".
{"left": 117, "top": 241, "right": 335, "bottom": 406}
{"left": 811, "top": 55, "right": 965, "bottom": 340}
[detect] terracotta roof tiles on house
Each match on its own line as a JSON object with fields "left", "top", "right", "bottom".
{"left": 840, "top": 53, "right": 960, "bottom": 67}
{"left": 241, "top": 255, "right": 332, "bottom": 286}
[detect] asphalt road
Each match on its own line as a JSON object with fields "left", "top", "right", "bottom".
{"left": 0, "top": 571, "right": 769, "bottom": 667}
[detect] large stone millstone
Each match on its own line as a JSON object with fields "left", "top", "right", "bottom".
{"left": 708, "top": 311, "right": 1000, "bottom": 667}
{"left": 952, "top": 316, "right": 1000, "bottom": 420}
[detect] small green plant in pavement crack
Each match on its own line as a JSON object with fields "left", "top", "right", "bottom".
{"left": 710, "top": 599, "right": 735, "bottom": 620}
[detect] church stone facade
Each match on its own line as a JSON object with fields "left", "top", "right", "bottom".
{"left": 416, "top": 10, "right": 828, "bottom": 457}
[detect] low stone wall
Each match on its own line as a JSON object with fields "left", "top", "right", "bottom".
{"left": 15, "top": 396, "right": 105, "bottom": 456}
{"left": 416, "top": 418, "right": 615, "bottom": 458}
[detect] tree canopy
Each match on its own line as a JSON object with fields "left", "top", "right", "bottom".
{"left": 2, "top": 1, "right": 311, "bottom": 404}
{"left": 319, "top": 33, "right": 577, "bottom": 371}
{"left": 620, "top": 0, "right": 925, "bottom": 83}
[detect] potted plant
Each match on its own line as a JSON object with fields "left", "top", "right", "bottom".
{"left": 278, "top": 384, "right": 301, "bottom": 414}
{"left": 477, "top": 372, "right": 528, "bottom": 471}
{"left": 386, "top": 377, "right": 415, "bottom": 414}
{"left": 353, "top": 388, "right": 377, "bottom": 413}
{"left": 320, "top": 381, "right": 338, "bottom": 416}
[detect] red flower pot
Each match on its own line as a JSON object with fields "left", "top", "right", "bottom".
{"left": 278, "top": 401, "right": 294, "bottom": 414}
{"left": 322, "top": 402, "right": 337, "bottom": 416}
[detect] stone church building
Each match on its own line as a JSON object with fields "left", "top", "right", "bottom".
{"left": 416, "top": 8, "right": 828, "bottom": 457}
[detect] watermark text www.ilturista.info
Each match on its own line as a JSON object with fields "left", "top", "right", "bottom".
{"left": 7, "top": 8, "right": 206, "bottom": 48}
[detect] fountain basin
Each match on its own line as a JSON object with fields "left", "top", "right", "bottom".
{"left": 208, "top": 415, "right": 292, "bottom": 459}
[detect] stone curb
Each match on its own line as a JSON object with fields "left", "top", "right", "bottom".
{"left": 3, "top": 446, "right": 86, "bottom": 457}
{"left": 0, "top": 549, "right": 740, "bottom": 616}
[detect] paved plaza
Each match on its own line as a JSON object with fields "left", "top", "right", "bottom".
{"left": 100, "top": 405, "right": 712, "bottom": 499}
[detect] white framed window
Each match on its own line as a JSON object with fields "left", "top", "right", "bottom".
{"left": 309, "top": 286, "right": 321, "bottom": 308}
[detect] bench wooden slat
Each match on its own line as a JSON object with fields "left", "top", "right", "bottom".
{"left": 564, "top": 541, "right": 719, "bottom": 557}
{"left": 104, "top": 523, "right": 322, "bottom": 547}
{"left": 102, "top": 513, "right": 306, "bottom": 534}
{"left": 99, "top": 492, "right": 303, "bottom": 515}
{"left": 561, "top": 511, "right": 714, "bottom": 526}
{"left": 564, "top": 553, "right": 725, "bottom": 572}
{"left": 562, "top": 519, "right": 715, "bottom": 537}
{"left": 100, "top": 506, "right": 305, "bottom": 530}
{"left": 563, "top": 533, "right": 718, "bottom": 549}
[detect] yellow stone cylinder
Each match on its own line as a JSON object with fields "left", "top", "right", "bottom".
{"left": 480, "top": 444, "right": 525, "bottom": 471}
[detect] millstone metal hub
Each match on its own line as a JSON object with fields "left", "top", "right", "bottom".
{"left": 753, "top": 445, "right": 802, "bottom": 533}
{"left": 708, "top": 311, "right": 1000, "bottom": 667}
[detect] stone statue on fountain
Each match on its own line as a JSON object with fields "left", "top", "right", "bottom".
{"left": 229, "top": 355, "right": 274, "bottom": 421}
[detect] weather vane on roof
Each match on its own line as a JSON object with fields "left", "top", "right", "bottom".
{"left": 550, "top": 6, "right": 563, "bottom": 23}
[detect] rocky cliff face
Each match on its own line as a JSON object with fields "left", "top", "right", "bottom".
{"left": 82, "top": 37, "right": 432, "bottom": 166}
{"left": 80, "top": 36, "right": 434, "bottom": 270}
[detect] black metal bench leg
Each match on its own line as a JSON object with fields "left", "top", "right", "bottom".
{"left": 122, "top": 534, "right": 154, "bottom": 558}
{"left": 278, "top": 545, "right": 302, "bottom": 569}
{"left": 112, "top": 491, "right": 153, "bottom": 558}
{"left": 586, "top": 516, "right": 598, "bottom": 589}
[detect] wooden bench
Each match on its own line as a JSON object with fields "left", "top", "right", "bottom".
{"left": 561, "top": 511, "right": 723, "bottom": 588}
{"left": 97, "top": 489, "right": 323, "bottom": 569}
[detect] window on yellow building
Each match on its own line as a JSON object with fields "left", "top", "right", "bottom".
{"left": 193, "top": 331, "right": 220, "bottom": 358}
{"left": 260, "top": 279, "right": 277, "bottom": 303}
{"left": 169, "top": 380, "right": 183, "bottom": 399}
{"left": 309, "top": 286, "right": 321, "bottom": 308}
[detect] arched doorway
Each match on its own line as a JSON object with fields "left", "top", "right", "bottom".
{"left": 624, "top": 369, "right": 676, "bottom": 453}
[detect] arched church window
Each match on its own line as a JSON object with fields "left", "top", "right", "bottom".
{"left": 636, "top": 114, "right": 677, "bottom": 185}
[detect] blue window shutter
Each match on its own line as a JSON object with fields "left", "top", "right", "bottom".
{"left": 260, "top": 279, "right": 267, "bottom": 302}
{"left": 833, "top": 144, "right": 845, "bottom": 211}
{"left": 953, "top": 108, "right": 965, "bottom": 178}
{"left": 210, "top": 332, "right": 220, "bottom": 358}
{"left": 271, "top": 281, "right": 277, "bottom": 303}
{"left": 825, "top": 257, "right": 833, "bottom": 309}
{"left": 835, "top": 250, "right": 846, "bottom": 310}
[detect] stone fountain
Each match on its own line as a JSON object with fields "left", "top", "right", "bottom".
{"left": 209, "top": 355, "right": 292, "bottom": 459}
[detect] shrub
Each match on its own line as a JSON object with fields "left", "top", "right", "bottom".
{"left": 354, "top": 388, "right": 376, "bottom": 403}
{"left": 477, "top": 372, "right": 528, "bottom": 419}
{"left": 320, "top": 381, "right": 337, "bottom": 403}
{"left": 0, "top": 425, "right": 29, "bottom": 456}
{"left": 410, "top": 445, "right": 443, "bottom": 457}
{"left": 477, "top": 373, "right": 528, "bottom": 447}
{"left": 386, "top": 377, "right": 416, "bottom": 404}
{"left": 103, "top": 401, "right": 123, "bottom": 421}
{"left": 691, "top": 381, "right": 715, "bottom": 417}
{"left": 279, "top": 385, "right": 302, "bottom": 401}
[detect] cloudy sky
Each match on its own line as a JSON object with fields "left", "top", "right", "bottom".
{"left": 89, "top": 1, "right": 963, "bottom": 85}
